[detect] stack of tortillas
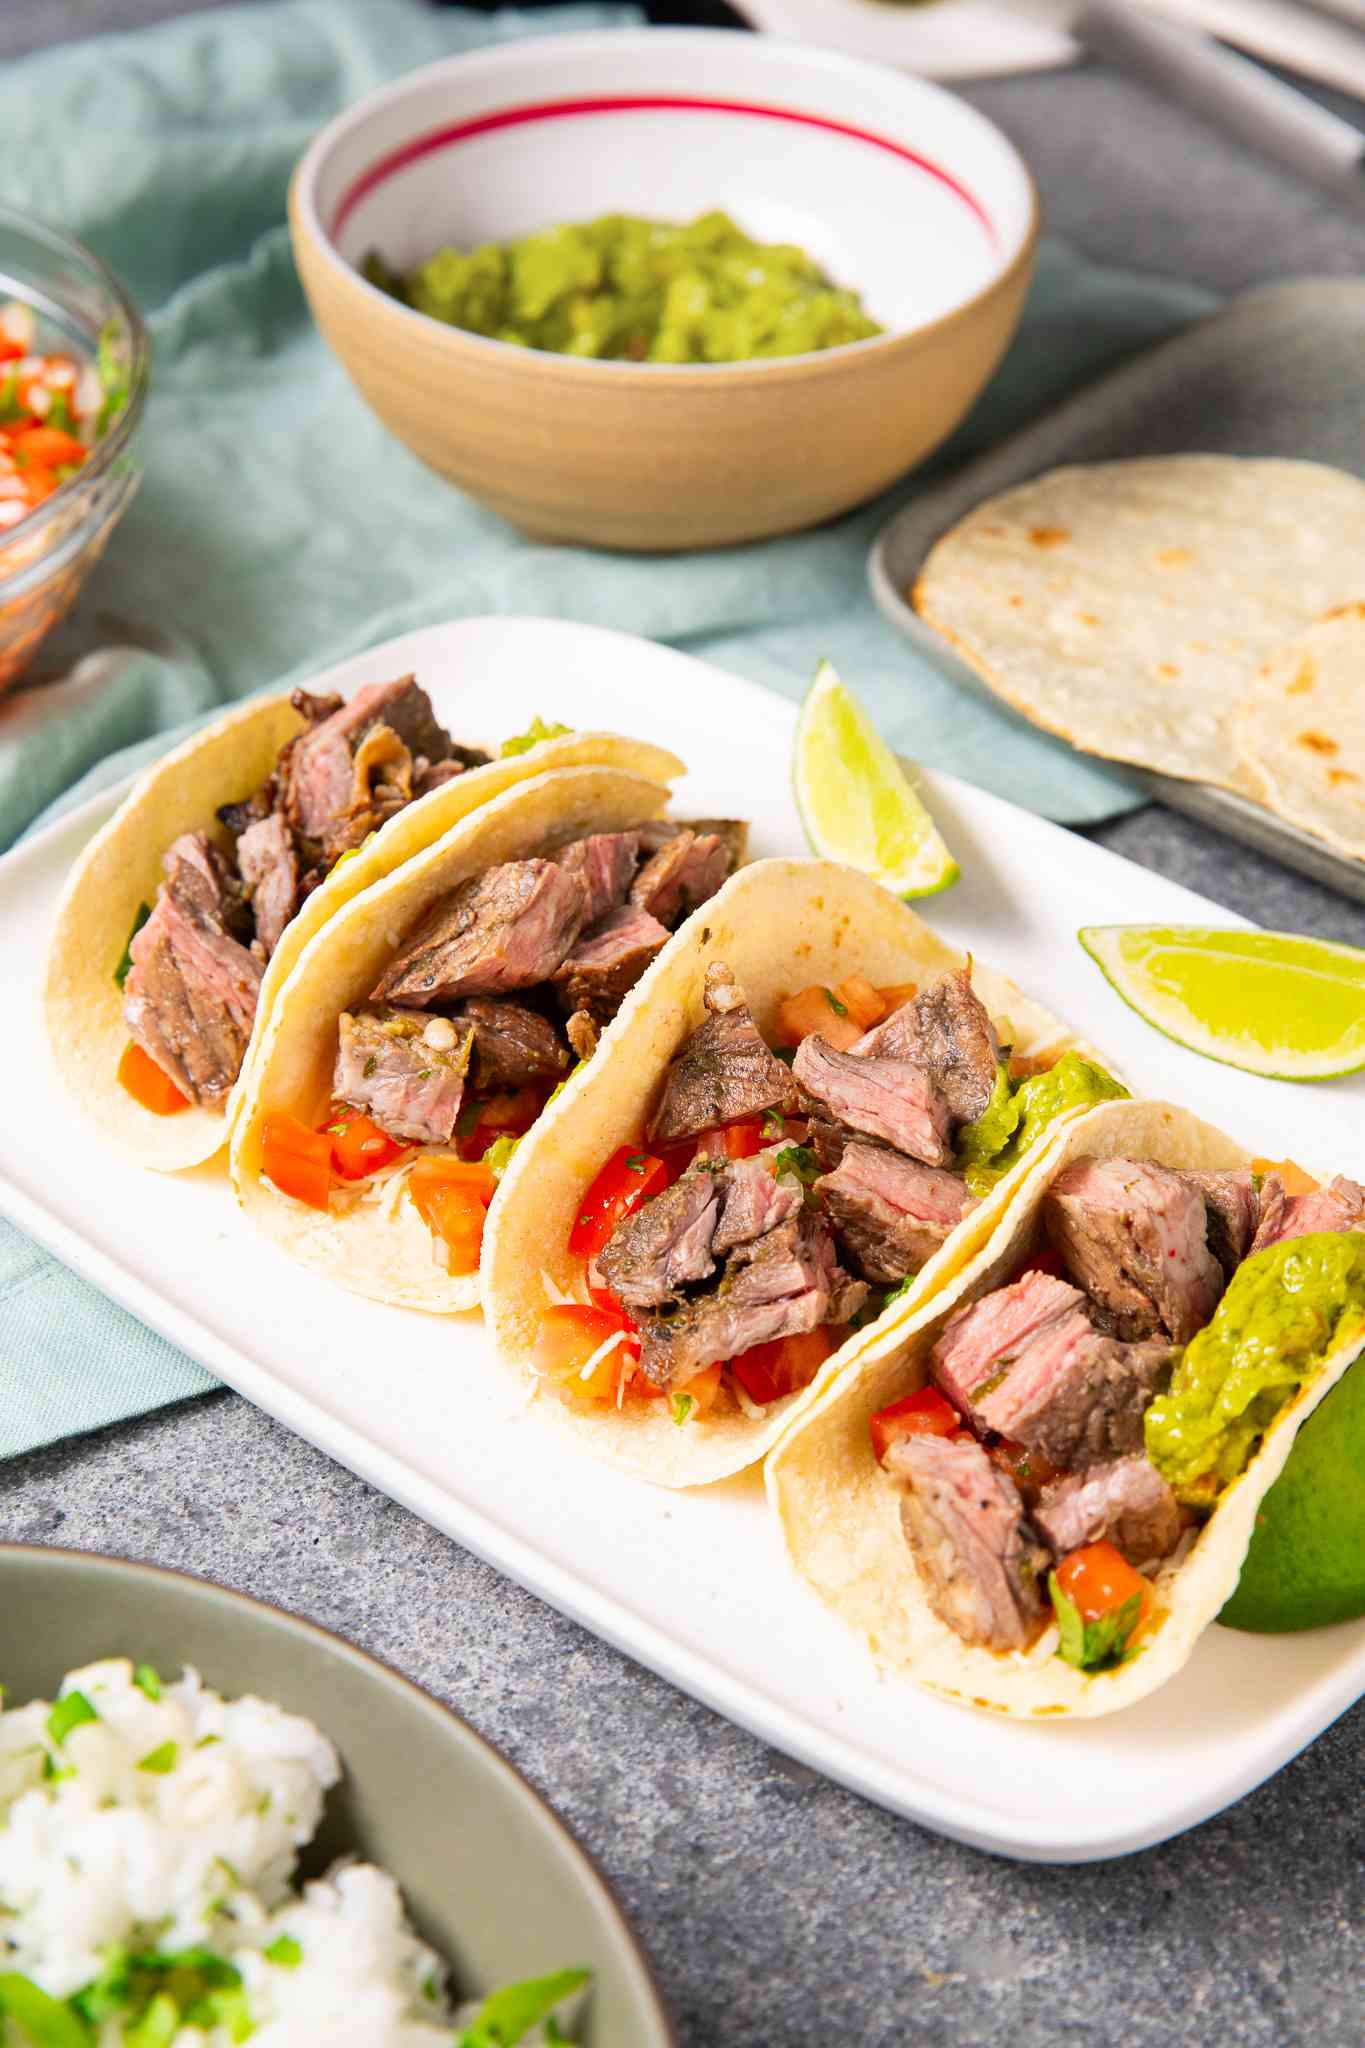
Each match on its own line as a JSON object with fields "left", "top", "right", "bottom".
{"left": 913, "top": 455, "right": 1365, "bottom": 864}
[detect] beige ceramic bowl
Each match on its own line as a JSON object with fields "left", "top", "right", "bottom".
{"left": 290, "top": 30, "right": 1038, "bottom": 552}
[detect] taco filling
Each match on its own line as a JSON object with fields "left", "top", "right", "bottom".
{"left": 258, "top": 817, "right": 746, "bottom": 1276}
{"left": 536, "top": 960, "right": 1125, "bottom": 1423}
{"left": 872, "top": 1156, "right": 1365, "bottom": 1671}
{"left": 117, "top": 677, "right": 494, "bottom": 1115}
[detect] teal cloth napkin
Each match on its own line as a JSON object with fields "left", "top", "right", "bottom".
{"left": 0, "top": 0, "right": 1217, "bottom": 1461}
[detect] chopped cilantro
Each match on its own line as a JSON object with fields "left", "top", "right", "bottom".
{"left": 263, "top": 1934, "right": 303, "bottom": 1968}
{"left": 363, "top": 1054, "right": 379, "bottom": 1078}
{"left": 773, "top": 1144, "right": 819, "bottom": 1186}
{"left": 0, "top": 1973, "right": 92, "bottom": 2046}
{"left": 823, "top": 987, "right": 848, "bottom": 1017}
{"left": 114, "top": 903, "right": 152, "bottom": 988}
{"left": 671, "top": 1394, "right": 694, "bottom": 1426}
{"left": 624, "top": 1154, "right": 646, "bottom": 1172}
{"left": 1049, "top": 1575, "right": 1143, "bottom": 1672}
{"left": 137, "top": 1741, "right": 178, "bottom": 1775}
{"left": 880, "top": 1276, "right": 916, "bottom": 1315}
{"left": 47, "top": 1691, "right": 98, "bottom": 1746}
{"left": 133, "top": 1664, "right": 161, "bottom": 1702}
{"left": 500, "top": 716, "right": 572, "bottom": 758}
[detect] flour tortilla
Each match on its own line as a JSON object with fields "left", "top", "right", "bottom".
{"left": 231, "top": 764, "right": 677, "bottom": 1312}
{"left": 913, "top": 457, "right": 1365, "bottom": 793}
{"left": 1233, "top": 607, "right": 1365, "bottom": 863}
{"left": 483, "top": 856, "right": 1103, "bottom": 1490}
{"left": 43, "top": 691, "right": 683, "bottom": 1173}
{"left": 767, "top": 1097, "right": 1364, "bottom": 1719}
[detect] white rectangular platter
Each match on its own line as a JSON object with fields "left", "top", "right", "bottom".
{"left": 3, "top": 615, "right": 1362, "bottom": 1863}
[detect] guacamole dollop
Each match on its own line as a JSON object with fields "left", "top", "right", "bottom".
{"left": 956, "top": 1054, "right": 1128, "bottom": 1198}
{"left": 363, "top": 210, "right": 882, "bottom": 364}
{"left": 1146, "top": 1232, "right": 1365, "bottom": 1508}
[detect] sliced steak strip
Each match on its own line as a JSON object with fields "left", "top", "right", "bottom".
{"left": 123, "top": 834, "right": 264, "bottom": 1106}
{"left": 637, "top": 817, "right": 749, "bottom": 873}
{"left": 816, "top": 1144, "right": 976, "bottom": 1284}
{"left": 236, "top": 811, "right": 298, "bottom": 959}
{"left": 1250, "top": 1171, "right": 1365, "bottom": 1254}
{"left": 597, "top": 1167, "right": 723, "bottom": 1311}
{"left": 887, "top": 1432, "right": 1047, "bottom": 1652}
{"left": 793, "top": 1036, "right": 953, "bottom": 1167}
{"left": 334, "top": 1008, "right": 471, "bottom": 1146}
{"left": 630, "top": 829, "right": 730, "bottom": 929}
{"left": 284, "top": 676, "right": 424, "bottom": 843}
{"left": 976, "top": 1315, "right": 1174, "bottom": 1469}
{"left": 461, "top": 996, "right": 569, "bottom": 1090}
{"left": 163, "top": 832, "right": 250, "bottom": 938}
{"left": 931, "top": 1269, "right": 1085, "bottom": 1417}
{"left": 553, "top": 903, "right": 669, "bottom": 1024}
{"left": 1182, "top": 1169, "right": 1259, "bottom": 1277}
{"left": 372, "top": 860, "right": 588, "bottom": 1006}
{"left": 1044, "top": 1156, "right": 1224, "bottom": 1344}
{"left": 855, "top": 967, "right": 1000, "bottom": 1125}
{"left": 648, "top": 962, "right": 799, "bottom": 1143}
{"left": 712, "top": 1154, "right": 803, "bottom": 1256}
{"left": 1034, "top": 1454, "right": 1182, "bottom": 1564}
{"left": 550, "top": 831, "right": 640, "bottom": 926}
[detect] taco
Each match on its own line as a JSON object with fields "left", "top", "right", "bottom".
{"left": 766, "top": 1097, "right": 1365, "bottom": 1717}
{"left": 43, "top": 678, "right": 682, "bottom": 1171}
{"left": 230, "top": 763, "right": 750, "bottom": 1311}
{"left": 482, "top": 857, "right": 1120, "bottom": 1488}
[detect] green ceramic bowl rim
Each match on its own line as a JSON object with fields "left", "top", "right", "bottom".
{"left": 0, "top": 1540, "right": 678, "bottom": 2047}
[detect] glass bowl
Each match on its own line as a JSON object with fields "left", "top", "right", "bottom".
{"left": 0, "top": 205, "right": 149, "bottom": 694}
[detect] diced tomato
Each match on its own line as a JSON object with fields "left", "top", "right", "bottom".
{"left": 1054, "top": 1541, "right": 1151, "bottom": 1625}
{"left": 673, "top": 1361, "right": 724, "bottom": 1417}
{"left": 534, "top": 1304, "right": 638, "bottom": 1405}
{"left": 834, "top": 976, "right": 887, "bottom": 1029}
{"left": 587, "top": 1279, "right": 639, "bottom": 1330}
{"left": 262, "top": 1112, "right": 332, "bottom": 1210}
{"left": 869, "top": 1386, "right": 961, "bottom": 1464}
{"left": 730, "top": 1327, "right": 834, "bottom": 1407}
{"left": 117, "top": 1041, "right": 189, "bottom": 1116}
{"left": 408, "top": 1154, "right": 496, "bottom": 1272}
{"left": 458, "top": 1083, "right": 551, "bottom": 1160}
{"left": 569, "top": 1145, "right": 668, "bottom": 1258}
{"left": 657, "top": 1137, "right": 700, "bottom": 1184}
{"left": 1251, "top": 1156, "right": 1319, "bottom": 1197}
{"left": 695, "top": 1120, "right": 766, "bottom": 1161}
{"left": 328, "top": 1108, "right": 405, "bottom": 1181}
{"left": 875, "top": 981, "right": 917, "bottom": 1014}
{"left": 1016, "top": 1246, "right": 1066, "bottom": 1282}
{"left": 774, "top": 984, "right": 865, "bottom": 1052}
{"left": 11, "top": 424, "right": 87, "bottom": 471}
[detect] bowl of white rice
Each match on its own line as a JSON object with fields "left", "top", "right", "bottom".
{"left": 0, "top": 1546, "right": 673, "bottom": 2048}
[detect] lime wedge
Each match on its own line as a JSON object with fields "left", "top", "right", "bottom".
{"left": 1079, "top": 925, "right": 1365, "bottom": 1080}
{"left": 793, "top": 661, "right": 958, "bottom": 898}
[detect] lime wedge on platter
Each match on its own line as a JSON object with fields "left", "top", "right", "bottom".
{"left": 1079, "top": 924, "right": 1365, "bottom": 1081}
{"left": 794, "top": 660, "right": 959, "bottom": 900}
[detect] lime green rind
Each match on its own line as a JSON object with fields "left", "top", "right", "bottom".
{"left": 793, "top": 661, "right": 958, "bottom": 900}
{"left": 1078, "top": 926, "right": 1365, "bottom": 1083}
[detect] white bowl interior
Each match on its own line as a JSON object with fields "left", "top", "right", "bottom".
{"left": 303, "top": 31, "right": 1034, "bottom": 340}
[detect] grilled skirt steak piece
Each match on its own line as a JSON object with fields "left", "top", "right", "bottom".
{"left": 461, "top": 997, "right": 569, "bottom": 1090}
{"left": 597, "top": 1167, "right": 723, "bottom": 1310}
{"left": 1034, "top": 1454, "right": 1182, "bottom": 1564}
{"left": 284, "top": 676, "right": 425, "bottom": 843}
{"left": 373, "top": 860, "right": 588, "bottom": 1007}
{"left": 123, "top": 839, "right": 264, "bottom": 1106}
{"left": 1250, "top": 1171, "right": 1365, "bottom": 1254}
{"left": 711, "top": 1154, "right": 803, "bottom": 1255}
{"left": 887, "top": 1433, "right": 1047, "bottom": 1652}
{"left": 334, "top": 1008, "right": 472, "bottom": 1145}
{"left": 634, "top": 1208, "right": 865, "bottom": 1388}
{"left": 235, "top": 811, "right": 298, "bottom": 959}
{"left": 550, "top": 831, "right": 640, "bottom": 926}
{"left": 816, "top": 1144, "right": 977, "bottom": 1284}
{"left": 163, "top": 832, "right": 250, "bottom": 939}
{"left": 648, "top": 962, "right": 799, "bottom": 1143}
{"left": 637, "top": 817, "right": 749, "bottom": 873}
{"left": 975, "top": 1314, "right": 1174, "bottom": 1469}
{"left": 1045, "top": 1156, "right": 1224, "bottom": 1344}
{"left": 553, "top": 904, "right": 669, "bottom": 1023}
{"left": 932, "top": 1268, "right": 1086, "bottom": 1416}
{"left": 630, "top": 830, "right": 730, "bottom": 928}
{"left": 793, "top": 1036, "right": 954, "bottom": 1167}
{"left": 854, "top": 967, "right": 1000, "bottom": 1125}
{"left": 1181, "top": 1169, "right": 1259, "bottom": 1276}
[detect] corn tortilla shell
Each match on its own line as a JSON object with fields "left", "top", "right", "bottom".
{"left": 913, "top": 457, "right": 1365, "bottom": 792}
{"left": 231, "top": 764, "right": 675, "bottom": 1313}
{"left": 483, "top": 856, "right": 1102, "bottom": 1490}
{"left": 43, "top": 692, "right": 683, "bottom": 1174}
{"left": 766, "top": 1097, "right": 1363, "bottom": 1718}
{"left": 1234, "top": 607, "right": 1365, "bottom": 863}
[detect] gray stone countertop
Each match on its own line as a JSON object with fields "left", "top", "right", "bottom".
{"left": 3, "top": 6, "right": 1364, "bottom": 2044}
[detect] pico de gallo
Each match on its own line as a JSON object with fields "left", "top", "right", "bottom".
{"left": 0, "top": 300, "right": 110, "bottom": 532}
{"left": 530, "top": 957, "right": 1086, "bottom": 1425}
